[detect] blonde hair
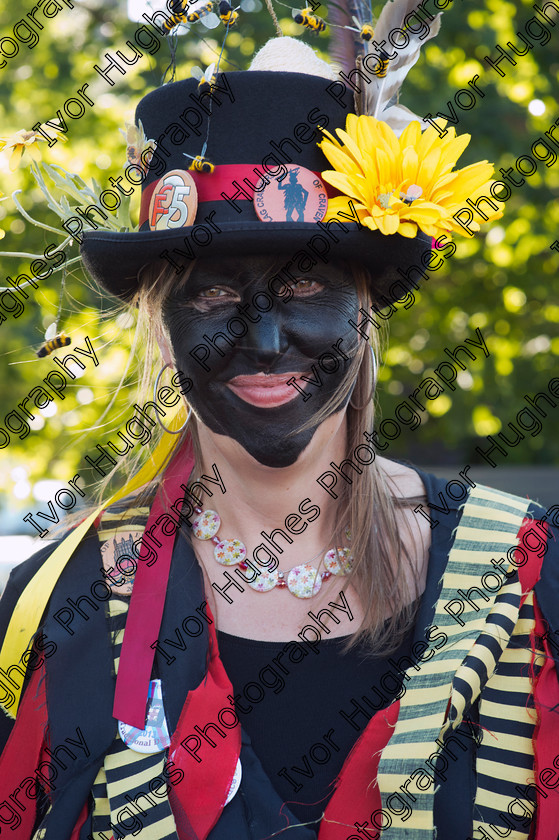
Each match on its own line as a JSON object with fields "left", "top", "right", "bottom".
{"left": 88, "top": 258, "right": 425, "bottom": 656}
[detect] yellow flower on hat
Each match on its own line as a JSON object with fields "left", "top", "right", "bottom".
{"left": 0, "top": 127, "right": 66, "bottom": 171}
{"left": 318, "top": 114, "right": 504, "bottom": 239}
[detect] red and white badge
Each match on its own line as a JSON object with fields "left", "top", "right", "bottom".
{"left": 253, "top": 164, "right": 328, "bottom": 223}
{"left": 149, "top": 169, "right": 198, "bottom": 231}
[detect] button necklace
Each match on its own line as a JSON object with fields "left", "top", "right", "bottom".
{"left": 191, "top": 507, "right": 352, "bottom": 599}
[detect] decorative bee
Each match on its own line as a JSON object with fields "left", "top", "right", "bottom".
{"left": 162, "top": 0, "right": 189, "bottom": 31}
{"left": 359, "top": 23, "right": 375, "bottom": 41}
{"left": 37, "top": 331, "right": 71, "bottom": 358}
{"left": 219, "top": 0, "right": 239, "bottom": 26}
{"left": 186, "top": 0, "right": 214, "bottom": 23}
{"left": 191, "top": 62, "right": 217, "bottom": 90}
{"left": 162, "top": 10, "right": 189, "bottom": 32}
{"left": 372, "top": 49, "right": 390, "bottom": 78}
{"left": 188, "top": 156, "right": 215, "bottom": 173}
{"left": 399, "top": 184, "right": 423, "bottom": 205}
{"left": 292, "top": 8, "right": 327, "bottom": 32}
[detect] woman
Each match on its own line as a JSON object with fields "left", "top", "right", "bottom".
{"left": 0, "top": 32, "right": 558, "bottom": 840}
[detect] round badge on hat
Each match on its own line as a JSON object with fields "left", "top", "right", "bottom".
{"left": 149, "top": 169, "right": 198, "bottom": 231}
{"left": 118, "top": 679, "right": 171, "bottom": 753}
{"left": 253, "top": 164, "right": 328, "bottom": 223}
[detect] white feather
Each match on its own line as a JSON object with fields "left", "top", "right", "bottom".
{"left": 360, "top": 0, "right": 442, "bottom": 125}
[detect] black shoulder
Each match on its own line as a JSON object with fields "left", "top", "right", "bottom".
{"left": 0, "top": 525, "right": 104, "bottom": 753}
{"left": 0, "top": 538, "right": 63, "bottom": 752}
{"left": 0, "top": 538, "right": 64, "bottom": 641}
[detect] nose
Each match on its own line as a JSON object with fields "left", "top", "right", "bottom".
{"left": 245, "top": 310, "right": 289, "bottom": 369}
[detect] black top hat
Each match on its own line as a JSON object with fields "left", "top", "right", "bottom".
{"left": 80, "top": 70, "right": 431, "bottom": 302}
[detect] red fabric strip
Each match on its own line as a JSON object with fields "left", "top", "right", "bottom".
{"left": 168, "top": 787, "right": 198, "bottom": 840}
{"left": 516, "top": 516, "right": 545, "bottom": 598}
{"left": 0, "top": 665, "right": 48, "bottom": 839}
{"left": 514, "top": 517, "right": 559, "bottom": 839}
{"left": 169, "top": 601, "right": 241, "bottom": 840}
{"left": 318, "top": 700, "right": 400, "bottom": 840}
{"left": 532, "top": 596, "right": 559, "bottom": 840}
{"left": 138, "top": 165, "right": 337, "bottom": 226}
{"left": 191, "top": 164, "right": 278, "bottom": 203}
{"left": 113, "top": 437, "right": 195, "bottom": 729}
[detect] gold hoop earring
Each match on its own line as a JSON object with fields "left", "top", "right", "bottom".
{"left": 349, "top": 345, "right": 377, "bottom": 410}
{"left": 153, "top": 363, "right": 192, "bottom": 434}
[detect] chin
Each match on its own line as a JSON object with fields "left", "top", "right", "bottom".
{"left": 243, "top": 436, "right": 312, "bottom": 469}
{"left": 198, "top": 415, "right": 318, "bottom": 469}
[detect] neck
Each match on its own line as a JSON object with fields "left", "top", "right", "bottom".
{"left": 194, "top": 411, "right": 348, "bottom": 554}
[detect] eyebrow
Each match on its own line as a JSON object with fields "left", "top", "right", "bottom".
{"left": 184, "top": 259, "right": 354, "bottom": 299}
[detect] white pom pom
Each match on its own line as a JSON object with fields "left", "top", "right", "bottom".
{"left": 249, "top": 37, "right": 337, "bottom": 80}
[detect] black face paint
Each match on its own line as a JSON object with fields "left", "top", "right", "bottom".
{"left": 162, "top": 256, "right": 361, "bottom": 468}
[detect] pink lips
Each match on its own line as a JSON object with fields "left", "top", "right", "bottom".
{"left": 226, "top": 372, "right": 304, "bottom": 408}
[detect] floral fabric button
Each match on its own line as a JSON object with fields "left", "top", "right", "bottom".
{"left": 214, "top": 538, "right": 247, "bottom": 565}
{"left": 324, "top": 548, "right": 353, "bottom": 575}
{"left": 287, "top": 564, "right": 322, "bottom": 598}
{"left": 245, "top": 567, "right": 278, "bottom": 592}
{"left": 192, "top": 510, "right": 221, "bottom": 540}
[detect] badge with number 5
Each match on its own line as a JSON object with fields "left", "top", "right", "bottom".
{"left": 149, "top": 170, "right": 198, "bottom": 231}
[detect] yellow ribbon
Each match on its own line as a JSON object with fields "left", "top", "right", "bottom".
{"left": 0, "top": 404, "right": 188, "bottom": 717}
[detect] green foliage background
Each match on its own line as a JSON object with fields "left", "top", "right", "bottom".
{"left": 0, "top": 0, "right": 558, "bottom": 530}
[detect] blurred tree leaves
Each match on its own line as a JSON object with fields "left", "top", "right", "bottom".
{"left": 377, "top": 0, "right": 559, "bottom": 464}
{"left": 0, "top": 0, "right": 558, "bottom": 529}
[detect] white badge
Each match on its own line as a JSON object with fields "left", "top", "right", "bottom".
{"left": 118, "top": 679, "right": 171, "bottom": 754}
{"left": 225, "top": 758, "right": 242, "bottom": 805}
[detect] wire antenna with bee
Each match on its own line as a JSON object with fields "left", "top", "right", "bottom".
{"left": 219, "top": 0, "right": 240, "bottom": 27}
{"left": 183, "top": 17, "right": 232, "bottom": 175}
{"left": 292, "top": 7, "right": 327, "bottom": 32}
{"left": 36, "top": 266, "right": 71, "bottom": 358}
{"left": 160, "top": 0, "right": 221, "bottom": 83}
{"left": 191, "top": 61, "right": 217, "bottom": 90}
{"left": 358, "top": 21, "right": 374, "bottom": 40}
{"left": 159, "top": 0, "right": 189, "bottom": 83}
{"left": 183, "top": 154, "right": 216, "bottom": 173}
{"left": 186, "top": 0, "right": 215, "bottom": 22}
{"left": 37, "top": 330, "right": 72, "bottom": 359}
{"left": 162, "top": 0, "right": 190, "bottom": 32}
